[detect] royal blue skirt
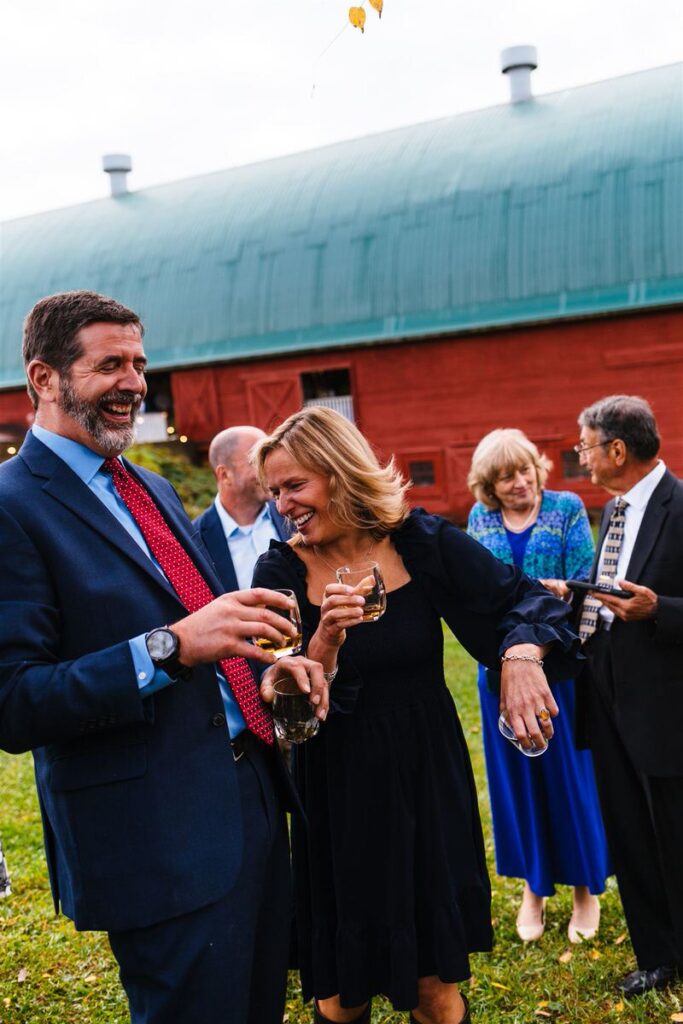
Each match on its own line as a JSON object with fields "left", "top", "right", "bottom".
{"left": 478, "top": 667, "right": 610, "bottom": 895}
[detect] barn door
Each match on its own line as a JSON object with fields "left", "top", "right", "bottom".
{"left": 245, "top": 373, "right": 303, "bottom": 432}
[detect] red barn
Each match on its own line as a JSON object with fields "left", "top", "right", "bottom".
{"left": 1, "top": 60, "right": 682, "bottom": 520}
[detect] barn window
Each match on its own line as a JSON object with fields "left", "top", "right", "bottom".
{"left": 561, "top": 449, "right": 586, "bottom": 479}
{"left": 302, "top": 369, "right": 354, "bottom": 422}
{"left": 408, "top": 460, "right": 436, "bottom": 486}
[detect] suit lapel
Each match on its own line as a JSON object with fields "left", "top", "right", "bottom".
{"left": 199, "top": 504, "right": 239, "bottom": 593}
{"left": 623, "top": 471, "right": 674, "bottom": 583}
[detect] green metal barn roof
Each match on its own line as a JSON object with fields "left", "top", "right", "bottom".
{"left": 1, "top": 62, "right": 682, "bottom": 388}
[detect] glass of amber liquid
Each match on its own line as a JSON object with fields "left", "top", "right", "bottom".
{"left": 252, "top": 589, "right": 303, "bottom": 659}
{"left": 335, "top": 563, "right": 387, "bottom": 622}
{"left": 272, "top": 676, "right": 320, "bottom": 744}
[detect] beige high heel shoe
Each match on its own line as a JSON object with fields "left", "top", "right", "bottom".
{"left": 568, "top": 894, "right": 600, "bottom": 943}
{"left": 516, "top": 895, "right": 547, "bottom": 942}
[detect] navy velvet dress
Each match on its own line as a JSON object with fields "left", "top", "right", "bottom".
{"left": 253, "top": 509, "right": 581, "bottom": 1010}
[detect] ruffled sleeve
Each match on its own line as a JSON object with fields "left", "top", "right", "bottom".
{"left": 394, "top": 509, "right": 581, "bottom": 682}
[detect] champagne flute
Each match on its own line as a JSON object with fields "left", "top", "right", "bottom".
{"left": 252, "top": 589, "right": 303, "bottom": 658}
{"left": 335, "top": 562, "right": 387, "bottom": 622}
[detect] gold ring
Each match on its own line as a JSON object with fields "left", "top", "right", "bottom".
{"left": 537, "top": 707, "right": 551, "bottom": 723}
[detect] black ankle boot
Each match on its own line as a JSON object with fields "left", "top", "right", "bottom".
{"left": 314, "top": 1000, "right": 372, "bottom": 1024}
{"left": 409, "top": 992, "right": 471, "bottom": 1024}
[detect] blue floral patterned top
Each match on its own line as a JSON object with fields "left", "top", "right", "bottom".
{"left": 467, "top": 489, "right": 594, "bottom": 582}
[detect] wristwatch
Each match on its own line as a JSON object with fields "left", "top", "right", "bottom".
{"left": 144, "top": 627, "right": 191, "bottom": 681}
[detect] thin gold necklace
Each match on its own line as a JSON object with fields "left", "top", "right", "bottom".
{"left": 313, "top": 539, "right": 376, "bottom": 576}
{"left": 501, "top": 495, "right": 539, "bottom": 533}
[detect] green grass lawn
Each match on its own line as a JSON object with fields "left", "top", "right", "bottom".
{"left": 1, "top": 632, "right": 681, "bottom": 1023}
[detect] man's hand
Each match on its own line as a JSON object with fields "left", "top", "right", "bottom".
{"left": 171, "top": 588, "right": 298, "bottom": 667}
{"left": 499, "top": 644, "right": 558, "bottom": 752}
{"left": 594, "top": 580, "right": 658, "bottom": 621}
{"left": 259, "top": 656, "right": 329, "bottom": 720}
{"left": 539, "top": 578, "right": 570, "bottom": 600}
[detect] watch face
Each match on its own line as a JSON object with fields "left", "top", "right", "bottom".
{"left": 147, "top": 629, "right": 177, "bottom": 661}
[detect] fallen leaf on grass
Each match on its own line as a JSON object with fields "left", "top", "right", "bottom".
{"left": 534, "top": 1012, "right": 552, "bottom": 1019}
{"left": 491, "top": 982, "right": 511, "bottom": 991}
{"left": 614, "top": 1001, "right": 624, "bottom": 1012}
{"left": 17, "top": 968, "right": 28, "bottom": 982}
{"left": 614, "top": 933, "right": 627, "bottom": 945}
{"left": 669, "top": 1014, "right": 683, "bottom": 1022}
{"left": 558, "top": 949, "right": 573, "bottom": 963}
{"left": 589, "top": 949, "right": 602, "bottom": 960}
{"left": 84, "top": 974, "right": 98, "bottom": 983}
{"left": 537, "top": 1001, "right": 549, "bottom": 1008}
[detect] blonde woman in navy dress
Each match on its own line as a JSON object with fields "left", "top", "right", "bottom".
{"left": 467, "top": 429, "right": 609, "bottom": 943}
{"left": 251, "top": 408, "right": 580, "bottom": 1024}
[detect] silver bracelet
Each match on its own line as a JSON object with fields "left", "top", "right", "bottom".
{"left": 500, "top": 653, "right": 544, "bottom": 668}
{"left": 323, "top": 665, "right": 338, "bottom": 684}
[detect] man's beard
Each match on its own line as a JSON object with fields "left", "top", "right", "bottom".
{"left": 58, "top": 378, "right": 142, "bottom": 456}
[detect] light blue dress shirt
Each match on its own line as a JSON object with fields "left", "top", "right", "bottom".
{"left": 213, "top": 496, "right": 281, "bottom": 590}
{"left": 31, "top": 425, "right": 246, "bottom": 737}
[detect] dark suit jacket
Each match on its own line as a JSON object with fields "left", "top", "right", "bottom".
{"left": 0, "top": 432, "right": 253, "bottom": 932}
{"left": 577, "top": 469, "right": 683, "bottom": 776}
{"left": 194, "top": 500, "right": 290, "bottom": 592}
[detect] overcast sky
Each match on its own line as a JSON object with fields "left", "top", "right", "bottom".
{"left": 2, "top": 0, "right": 681, "bottom": 222}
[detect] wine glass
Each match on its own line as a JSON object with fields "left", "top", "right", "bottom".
{"left": 272, "top": 676, "right": 320, "bottom": 744}
{"left": 498, "top": 712, "right": 549, "bottom": 757}
{"left": 335, "top": 562, "right": 386, "bottom": 622}
{"left": 252, "top": 589, "right": 303, "bottom": 659}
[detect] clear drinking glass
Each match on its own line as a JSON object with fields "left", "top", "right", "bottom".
{"left": 498, "top": 712, "right": 549, "bottom": 757}
{"left": 252, "top": 589, "right": 303, "bottom": 659}
{"left": 335, "top": 562, "right": 387, "bottom": 622}
{"left": 272, "top": 676, "right": 320, "bottom": 744}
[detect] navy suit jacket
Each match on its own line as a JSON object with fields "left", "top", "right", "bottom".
{"left": 0, "top": 432, "right": 255, "bottom": 932}
{"left": 194, "top": 500, "right": 290, "bottom": 592}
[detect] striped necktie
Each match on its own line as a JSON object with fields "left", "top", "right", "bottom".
{"left": 578, "top": 497, "right": 628, "bottom": 643}
{"left": 103, "top": 458, "right": 274, "bottom": 744}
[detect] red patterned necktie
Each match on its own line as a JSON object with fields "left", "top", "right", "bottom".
{"left": 103, "top": 457, "right": 273, "bottom": 744}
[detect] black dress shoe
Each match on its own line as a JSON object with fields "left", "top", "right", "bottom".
{"left": 619, "top": 965, "right": 680, "bottom": 998}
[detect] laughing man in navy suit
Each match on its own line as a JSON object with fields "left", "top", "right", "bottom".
{"left": 0, "top": 291, "right": 328, "bottom": 1024}
{"left": 195, "top": 426, "right": 290, "bottom": 593}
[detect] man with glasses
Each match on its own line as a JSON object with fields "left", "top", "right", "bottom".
{"left": 575, "top": 394, "right": 683, "bottom": 998}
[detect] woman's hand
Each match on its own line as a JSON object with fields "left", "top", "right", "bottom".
{"left": 539, "top": 578, "right": 570, "bottom": 600}
{"left": 259, "top": 656, "right": 329, "bottom": 720}
{"left": 316, "top": 583, "right": 366, "bottom": 650}
{"left": 499, "top": 645, "right": 558, "bottom": 752}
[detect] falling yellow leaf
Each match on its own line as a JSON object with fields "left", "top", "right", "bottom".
{"left": 369, "top": 0, "right": 383, "bottom": 16}
{"left": 348, "top": 6, "right": 366, "bottom": 31}
{"left": 559, "top": 949, "right": 573, "bottom": 963}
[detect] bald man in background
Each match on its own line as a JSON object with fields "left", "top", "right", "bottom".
{"left": 195, "top": 426, "right": 290, "bottom": 592}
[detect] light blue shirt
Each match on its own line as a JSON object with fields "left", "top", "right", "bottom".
{"left": 31, "top": 425, "right": 246, "bottom": 737}
{"left": 213, "top": 496, "right": 281, "bottom": 590}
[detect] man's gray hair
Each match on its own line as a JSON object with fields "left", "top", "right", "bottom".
{"left": 578, "top": 395, "right": 660, "bottom": 461}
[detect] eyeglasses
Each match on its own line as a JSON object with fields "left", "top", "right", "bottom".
{"left": 573, "top": 439, "right": 613, "bottom": 455}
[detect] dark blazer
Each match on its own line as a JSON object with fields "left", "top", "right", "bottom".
{"left": 0, "top": 432, "right": 251, "bottom": 932}
{"left": 194, "top": 500, "right": 290, "bottom": 592}
{"left": 578, "top": 469, "right": 683, "bottom": 775}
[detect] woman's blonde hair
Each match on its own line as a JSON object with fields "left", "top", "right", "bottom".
{"left": 252, "top": 406, "right": 410, "bottom": 539}
{"left": 467, "top": 428, "right": 552, "bottom": 510}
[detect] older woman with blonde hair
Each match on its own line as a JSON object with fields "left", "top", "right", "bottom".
{"left": 251, "top": 407, "right": 579, "bottom": 1024}
{"left": 467, "top": 428, "right": 609, "bottom": 944}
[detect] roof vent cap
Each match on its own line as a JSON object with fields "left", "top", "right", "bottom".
{"left": 500, "top": 45, "right": 538, "bottom": 104}
{"left": 102, "top": 153, "right": 132, "bottom": 197}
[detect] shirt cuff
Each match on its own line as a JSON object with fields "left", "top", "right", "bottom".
{"left": 129, "top": 635, "right": 175, "bottom": 697}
